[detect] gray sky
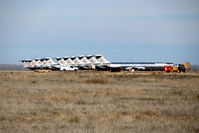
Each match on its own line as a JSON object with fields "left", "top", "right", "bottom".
{"left": 0, "top": 0, "right": 199, "bottom": 64}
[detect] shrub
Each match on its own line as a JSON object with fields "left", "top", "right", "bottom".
{"left": 69, "top": 116, "right": 80, "bottom": 123}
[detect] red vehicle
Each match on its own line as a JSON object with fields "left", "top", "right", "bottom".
{"left": 164, "top": 65, "right": 174, "bottom": 72}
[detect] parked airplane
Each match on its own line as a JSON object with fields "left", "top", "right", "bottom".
{"left": 28, "top": 58, "right": 42, "bottom": 70}
{"left": 77, "top": 55, "right": 92, "bottom": 70}
{"left": 55, "top": 57, "right": 78, "bottom": 71}
{"left": 64, "top": 57, "right": 75, "bottom": 65}
{"left": 86, "top": 55, "right": 100, "bottom": 64}
{"left": 95, "top": 54, "right": 110, "bottom": 64}
{"left": 56, "top": 57, "right": 66, "bottom": 66}
{"left": 79, "top": 55, "right": 90, "bottom": 64}
{"left": 21, "top": 59, "right": 32, "bottom": 69}
{"left": 21, "top": 54, "right": 175, "bottom": 72}
{"left": 108, "top": 62, "right": 174, "bottom": 71}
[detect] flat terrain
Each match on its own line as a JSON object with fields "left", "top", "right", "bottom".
{"left": 0, "top": 71, "right": 199, "bottom": 133}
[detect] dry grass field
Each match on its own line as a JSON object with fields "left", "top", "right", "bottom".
{"left": 0, "top": 71, "right": 199, "bottom": 133}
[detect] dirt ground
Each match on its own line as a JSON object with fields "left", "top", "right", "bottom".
{"left": 0, "top": 71, "right": 199, "bottom": 133}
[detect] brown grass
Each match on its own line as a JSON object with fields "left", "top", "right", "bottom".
{"left": 0, "top": 71, "right": 199, "bottom": 133}
{"left": 85, "top": 78, "right": 108, "bottom": 84}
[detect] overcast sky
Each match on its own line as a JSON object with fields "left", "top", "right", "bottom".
{"left": 0, "top": 0, "right": 199, "bottom": 64}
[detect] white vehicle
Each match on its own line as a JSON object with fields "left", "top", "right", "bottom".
{"left": 60, "top": 65, "right": 78, "bottom": 71}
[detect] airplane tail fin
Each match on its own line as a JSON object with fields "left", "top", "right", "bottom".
{"left": 95, "top": 54, "right": 110, "bottom": 64}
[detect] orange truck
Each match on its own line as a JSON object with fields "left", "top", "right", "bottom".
{"left": 164, "top": 63, "right": 188, "bottom": 73}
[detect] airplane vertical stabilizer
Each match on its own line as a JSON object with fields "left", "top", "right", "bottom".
{"left": 95, "top": 54, "right": 110, "bottom": 64}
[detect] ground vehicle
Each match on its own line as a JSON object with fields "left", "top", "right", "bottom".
{"left": 178, "top": 64, "right": 186, "bottom": 72}
{"left": 164, "top": 65, "right": 174, "bottom": 72}
{"left": 60, "top": 65, "right": 78, "bottom": 71}
{"left": 164, "top": 64, "right": 186, "bottom": 73}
